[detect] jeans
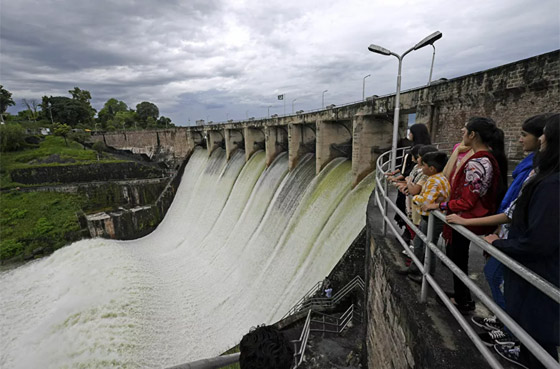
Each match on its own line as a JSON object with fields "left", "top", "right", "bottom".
{"left": 483, "top": 256, "right": 505, "bottom": 310}
{"left": 410, "top": 214, "right": 444, "bottom": 275}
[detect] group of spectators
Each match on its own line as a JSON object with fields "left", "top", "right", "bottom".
{"left": 388, "top": 115, "right": 559, "bottom": 368}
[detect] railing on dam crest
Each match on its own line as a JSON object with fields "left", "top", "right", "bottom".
{"left": 373, "top": 146, "right": 560, "bottom": 369}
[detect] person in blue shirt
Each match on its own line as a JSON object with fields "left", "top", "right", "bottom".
{"left": 486, "top": 113, "right": 559, "bottom": 369}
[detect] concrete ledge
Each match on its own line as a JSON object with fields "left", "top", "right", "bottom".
{"left": 365, "top": 192, "right": 489, "bottom": 368}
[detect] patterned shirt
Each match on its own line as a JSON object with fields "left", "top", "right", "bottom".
{"left": 464, "top": 157, "right": 493, "bottom": 196}
{"left": 413, "top": 172, "right": 451, "bottom": 216}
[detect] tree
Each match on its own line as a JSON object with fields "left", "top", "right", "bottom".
{"left": 53, "top": 122, "right": 71, "bottom": 146}
{"left": 97, "top": 98, "right": 128, "bottom": 125}
{"left": 68, "top": 87, "right": 92, "bottom": 104}
{"left": 110, "top": 110, "right": 137, "bottom": 131}
{"left": 136, "top": 101, "right": 159, "bottom": 123}
{"left": 22, "top": 99, "right": 39, "bottom": 122}
{"left": 0, "top": 85, "right": 15, "bottom": 124}
{"left": 157, "top": 116, "right": 174, "bottom": 129}
{"left": 41, "top": 96, "right": 93, "bottom": 127}
{"left": 92, "top": 141, "right": 106, "bottom": 161}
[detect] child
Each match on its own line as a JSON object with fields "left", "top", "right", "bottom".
{"left": 404, "top": 151, "right": 450, "bottom": 282}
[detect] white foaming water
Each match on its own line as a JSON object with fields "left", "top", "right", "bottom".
{"left": 0, "top": 147, "right": 374, "bottom": 368}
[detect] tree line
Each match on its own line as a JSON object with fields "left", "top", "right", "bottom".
{"left": 0, "top": 85, "right": 174, "bottom": 131}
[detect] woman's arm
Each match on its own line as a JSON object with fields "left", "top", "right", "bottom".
{"left": 446, "top": 213, "right": 510, "bottom": 227}
{"left": 442, "top": 143, "right": 471, "bottom": 180}
{"left": 493, "top": 177, "right": 559, "bottom": 258}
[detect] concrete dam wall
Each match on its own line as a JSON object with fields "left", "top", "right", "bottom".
{"left": 93, "top": 50, "right": 559, "bottom": 185}
{"left": 0, "top": 147, "right": 374, "bottom": 368}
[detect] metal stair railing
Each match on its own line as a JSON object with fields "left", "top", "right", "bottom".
{"left": 281, "top": 275, "right": 365, "bottom": 320}
{"left": 292, "top": 309, "right": 313, "bottom": 368}
{"left": 291, "top": 304, "right": 358, "bottom": 368}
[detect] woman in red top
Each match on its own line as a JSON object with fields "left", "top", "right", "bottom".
{"left": 424, "top": 117, "right": 507, "bottom": 312}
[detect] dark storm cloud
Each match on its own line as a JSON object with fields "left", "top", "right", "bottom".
{"left": 1, "top": 0, "right": 558, "bottom": 125}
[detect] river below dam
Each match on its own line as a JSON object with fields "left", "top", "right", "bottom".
{"left": 0, "top": 147, "right": 374, "bottom": 368}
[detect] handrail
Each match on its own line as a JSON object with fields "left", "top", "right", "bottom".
{"left": 292, "top": 304, "right": 357, "bottom": 367}
{"left": 281, "top": 276, "right": 365, "bottom": 319}
{"left": 166, "top": 353, "right": 240, "bottom": 369}
{"left": 374, "top": 146, "right": 560, "bottom": 369}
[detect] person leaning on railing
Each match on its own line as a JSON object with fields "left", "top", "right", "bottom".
{"left": 423, "top": 117, "right": 508, "bottom": 313}
{"left": 402, "top": 151, "right": 450, "bottom": 283}
{"left": 388, "top": 124, "right": 432, "bottom": 244}
{"left": 483, "top": 114, "right": 559, "bottom": 369}
{"left": 445, "top": 114, "right": 549, "bottom": 344}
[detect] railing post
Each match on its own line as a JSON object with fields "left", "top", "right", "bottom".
{"left": 421, "top": 212, "right": 435, "bottom": 302}
{"left": 382, "top": 174, "right": 389, "bottom": 236}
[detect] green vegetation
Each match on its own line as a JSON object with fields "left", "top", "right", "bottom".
{"left": 0, "top": 135, "right": 123, "bottom": 189}
{"left": 0, "top": 191, "right": 84, "bottom": 261}
{"left": 0, "top": 134, "right": 131, "bottom": 262}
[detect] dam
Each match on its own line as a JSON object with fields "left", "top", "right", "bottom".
{"left": 0, "top": 147, "right": 373, "bottom": 368}
{"left": 1, "top": 51, "right": 559, "bottom": 368}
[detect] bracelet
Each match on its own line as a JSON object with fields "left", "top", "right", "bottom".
{"left": 439, "top": 202, "right": 448, "bottom": 211}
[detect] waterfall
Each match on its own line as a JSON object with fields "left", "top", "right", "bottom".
{"left": 0, "top": 147, "right": 374, "bottom": 368}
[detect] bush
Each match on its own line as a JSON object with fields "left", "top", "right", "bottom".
{"left": 0, "top": 124, "right": 26, "bottom": 152}
{"left": 0, "top": 239, "right": 24, "bottom": 260}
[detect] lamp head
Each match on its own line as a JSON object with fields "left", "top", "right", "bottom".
{"left": 413, "top": 31, "right": 442, "bottom": 50}
{"left": 368, "top": 44, "right": 392, "bottom": 56}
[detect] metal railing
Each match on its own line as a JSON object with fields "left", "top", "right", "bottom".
{"left": 292, "top": 304, "right": 358, "bottom": 368}
{"left": 168, "top": 276, "right": 364, "bottom": 369}
{"left": 281, "top": 275, "right": 365, "bottom": 319}
{"left": 374, "top": 146, "right": 560, "bottom": 369}
{"left": 166, "top": 353, "right": 240, "bottom": 369}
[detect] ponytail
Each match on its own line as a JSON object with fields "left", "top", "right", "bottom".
{"left": 466, "top": 117, "right": 508, "bottom": 202}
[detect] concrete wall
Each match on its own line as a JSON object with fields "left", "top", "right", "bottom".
{"left": 10, "top": 162, "right": 166, "bottom": 185}
{"left": 93, "top": 50, "right": 559, "bottom": 186}
{"left": 365, "top": 195, "right": 490, "bottom": 369}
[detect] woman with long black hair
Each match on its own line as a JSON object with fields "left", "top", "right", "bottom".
{"left": 424, "top": 117, "right": 508, "bottom": 311}
{"left": 486, "top": 114, "right": 559, "bottom": 369}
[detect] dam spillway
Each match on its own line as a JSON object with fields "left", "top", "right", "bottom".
{"left": 0, "top": 147, "right": 374, "bottom": 368}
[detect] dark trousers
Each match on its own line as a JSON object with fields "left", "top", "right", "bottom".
{"left": 447, "top": 229, "right": 472, "bottom": 304}
{"left": 520, "top": 343, "right": 558, "bottom": 369}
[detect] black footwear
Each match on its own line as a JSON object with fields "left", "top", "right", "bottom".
{"left": 471, "top": 315, "right": 503, "bottom": 331}
{"left": 494, "top": 344, "right": 528, "bottom": 369}
{"left": 453, "top": 300, "right": 475, "bottom": 314}
{"left": 478, "top": 329, "right": 516, "bottom": 347}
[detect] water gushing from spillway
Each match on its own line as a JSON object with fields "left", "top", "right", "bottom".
{"left": 0, "top": 147, "right": 374, "bottom": 368}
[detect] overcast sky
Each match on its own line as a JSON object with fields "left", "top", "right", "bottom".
{"left": 1, "top": 0, "right": 558, "bottom": 126}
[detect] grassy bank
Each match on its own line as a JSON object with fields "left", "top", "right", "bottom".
{"left": 0, "top": 135, "right": 125, "bottom": 262}
{"left": 0, "top": 135, "right": 123, "bottom": 189}
{"left": 0, "top": 191, "right": 85, "bottom": 261}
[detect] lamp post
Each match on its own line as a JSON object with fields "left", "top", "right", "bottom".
{"left": 292, "top": 98, "right": 297, "bottom": 114}
{"left": 268, "top": 105, "right": 272, "bottom": 118}
{"left": 322, "top": 90, "right": 328, "bottom": 109}
{"left": 428, "top": 44, "right": 437, "bottom": 85}
{"left": 368, "top": 31, "right": 442, "bottom": 171}
{"left": 362, "top": 74, "right": 371, "bottom": 101}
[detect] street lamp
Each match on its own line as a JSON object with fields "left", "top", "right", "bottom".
{"left": 322, "top": 90, "right": 328, "bottom": 109}
{"left": 268, "top": 105, "right": 272, "bottom": 118}
{"left": 428, "top": 44, "right": 437, "bottom": 85}
{"left": 362, "top": 74, "right": 371, "bottom": 101}
{"left": 368, "top": 31, "right": 442, "bottom": 171}
{"left": 292, "top": 98, "right": 297, "bottom": 114}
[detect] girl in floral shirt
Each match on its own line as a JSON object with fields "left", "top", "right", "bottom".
{"left": 424, "top": 117, "right": 508, "bottom": 312}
